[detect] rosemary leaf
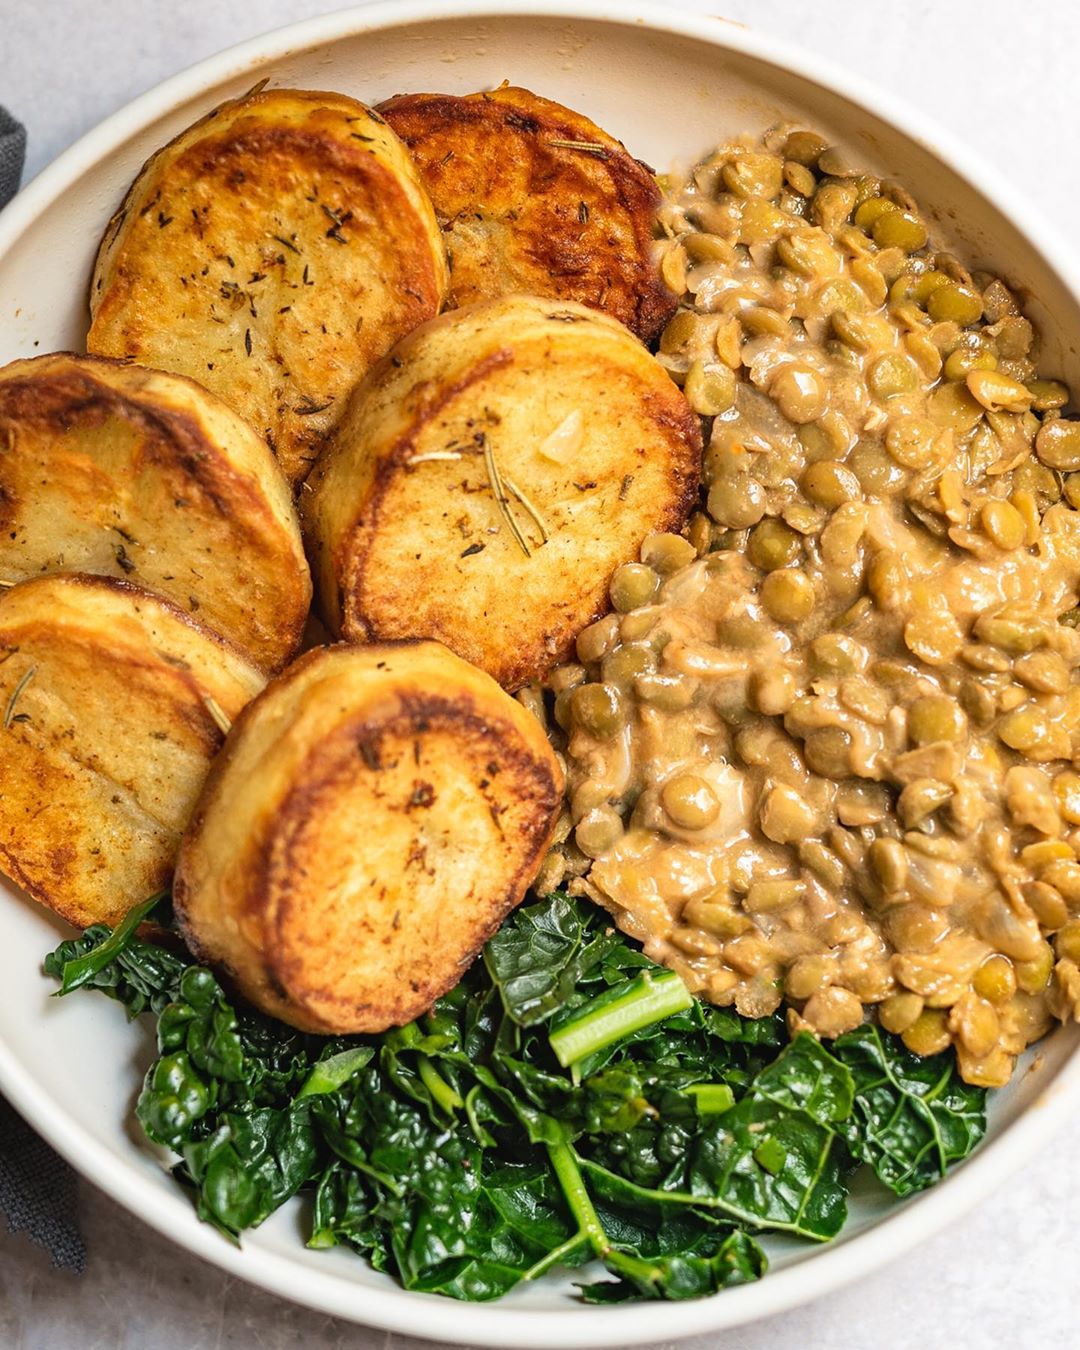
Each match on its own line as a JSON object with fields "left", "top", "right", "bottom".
{"left": 503, "top": 476, "right": 550, "bottom": 544}
{"left": 4, "top": 664, "right": 37, "bottom": 729}
{"left": 481, "top": 434, "right": 531, "bottom": 558}
{"left": 201, "top": 694, "right": 233, "bottom": 735}
{"left": 548, "top": 139, "right": 609, "bottom": 159}
{"left": 405, "top": 451, "right": 465, "bottom": 466}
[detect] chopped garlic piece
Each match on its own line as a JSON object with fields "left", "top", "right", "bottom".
{"left": 538, "top": 409, "right": 584, "bottom": 464}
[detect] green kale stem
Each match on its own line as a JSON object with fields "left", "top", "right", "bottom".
{"left": 297, "top": 1047, "right": 373, "bottom": 1100}
{"left": 548, "top": 969, "right": 692, "bottom": 1068}
{"left": 546, "top": 1140, "right": 609, "bottom": 1255}
{"left": 545, "top": 1140, "right": 664, "bottom": 1292}
{"left": 417, "top": 1054, "right": 464, "bottom": 1114}
{"left": 519, "top": 1232, "right": 591, "bottom": 1284}
{"left": 685, "top": 1082, "right": 736, "bottom": 1115}
{"left": 55, "top": 890, "right": 169, "bottom": 995}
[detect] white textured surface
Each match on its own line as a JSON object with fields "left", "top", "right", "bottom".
{"left": 2, "top": 1, "right": 1078, "bottom": 1346}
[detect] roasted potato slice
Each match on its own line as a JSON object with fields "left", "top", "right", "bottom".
{"left": 0, "top": 353, "right": 310, "bottom": 674}
{"left": 378, "top": 85, "right": 676, "bottom": 342}
{"left": 88, "top": 87, "right": 449, "bottom": 486}
{"left": 174, "top": 641, "right": 563, "bottom": 1034}
{"left": 0, "top": 574, "right": 265, "bottom": 929}
{"left": 302, "top": 295, "right": 702, "bottom": 689}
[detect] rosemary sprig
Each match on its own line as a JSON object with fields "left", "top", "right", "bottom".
{"left": 201, "top": 694, "right": 232, "bottom": 735}
{"left": 404, "top": 439, "right": 549, "bottom": 555}
{"left": 405, "top": 451, "right": 467, "bottom": 466}
{"left": 4, "top": 665, "right": 37, "bottom": 729}
{"left": 502, "top": 476, "right": 550, "bottom": 544}
{"left": 548, "top": 139, "right": 609, "bottom": 159}
{"left": 481, "top": 434, "right": 531, "bottom": 558}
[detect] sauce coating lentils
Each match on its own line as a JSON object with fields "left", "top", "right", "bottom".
{"left": 533, "top": 127, "right": 1080, "bottom": 1088}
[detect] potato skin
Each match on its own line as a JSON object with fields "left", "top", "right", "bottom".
{"left": 88, "top": 88, "right": 449, "bottom": 487}
{"left": 0, "top": 352, "right": 310, "bottom": 674}
{"left": 0, "top": 574, "right": 265, "bottom": 929}
{"left": 378, "top": 85, "right": 676, "bottom": 342}
{"left": 302, "top": 295, "right": 702, "bottom": 690}
{"left": 174, "top": 642, "right": 564, "bottom": 1034}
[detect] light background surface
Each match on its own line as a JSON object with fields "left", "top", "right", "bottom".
{"left": 1, "top": 1, "right": 1077, "bottom": 1346}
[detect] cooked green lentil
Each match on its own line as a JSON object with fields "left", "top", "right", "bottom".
{"left": 526, "top": 126, "right": 1080, "bottom": 1089}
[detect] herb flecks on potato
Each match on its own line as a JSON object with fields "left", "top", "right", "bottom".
{"left": 88, "top": 88, "right": 449, "bottom": 487}
{"left": 0, "top": 352, "right": 310, "bottom": 673}
{"left": 0, "top": 573, "right": 265, "bottom": 928}
{"left": 379, "top": 84, "right": 676, "bottom": 342}
{"left": 303, "top": 295, "right": 702, "bottom": 690}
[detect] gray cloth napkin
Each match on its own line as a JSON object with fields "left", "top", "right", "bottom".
{"left": 0, "top": 1098, "right": 85, "bottom": 1271}
{"left": 0, "top": 106, "right": 86, "bottom": 1273}
{"left": 0, "top": 106, "right": 26, "bottom": 209}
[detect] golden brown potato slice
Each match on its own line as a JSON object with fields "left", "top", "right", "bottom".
{"left": 174, "top": 641, "right": 563, "bottom": 1034}
{"left": 0, "top": 574, "right": 265, "bottom": 929}
{"left": 302, "top": 295, "right": 702, "bottom": 689}
{"left": 0, "top": 353, "right": 310, "bottom": 674}
{"left": 378, "top": 85, "right": 676, "bottom": 342}
{"left": 88, "top": 87, "right": 449, "bottom": 487}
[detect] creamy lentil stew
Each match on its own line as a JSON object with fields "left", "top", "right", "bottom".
{"left": 529, "top": 126, "right": 1080, "bottom": 1089}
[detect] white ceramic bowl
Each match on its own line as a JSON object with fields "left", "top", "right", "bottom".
{"left": 2, "top": 3, "right": 1080, "bottom": 1344}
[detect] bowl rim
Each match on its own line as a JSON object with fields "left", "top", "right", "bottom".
{"left": 3, "top": 1, "right": 1080, "bottom": 1343}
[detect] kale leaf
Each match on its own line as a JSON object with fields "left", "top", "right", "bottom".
{"left": 44, "top": 919, "right": 188, "bottom": 1018}
{"left": 831, "top": 1023, "right": 987, "bottom": 1196}
{"left": 181, "top": 1103, "right": 322, "bottom": 1235}
{"left": 483, "top": 891, "right": 634, "bottom": 1025}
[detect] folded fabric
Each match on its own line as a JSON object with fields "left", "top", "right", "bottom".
{"left": 0, "top": 1097, "right": 85, "bottom": 1272}
{"left": 0, "top": 106, "right": 26, "bottom": 208}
